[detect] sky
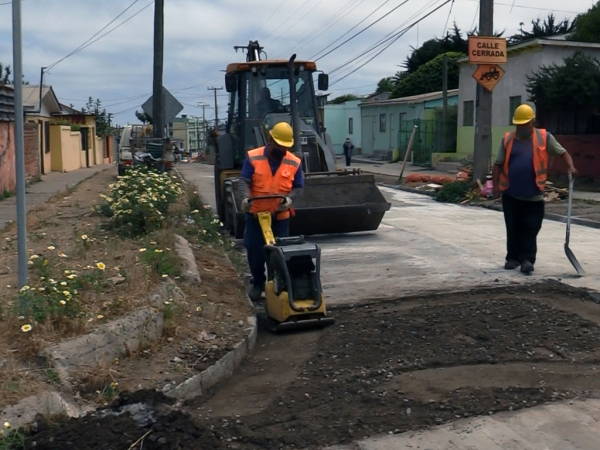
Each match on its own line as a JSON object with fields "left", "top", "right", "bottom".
{"left": 0, "top": 0, "right": 596, "bottom": 126}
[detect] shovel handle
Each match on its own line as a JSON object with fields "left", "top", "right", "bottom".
{"left": 566, "top": 171, "right": 573, "bottom": 245}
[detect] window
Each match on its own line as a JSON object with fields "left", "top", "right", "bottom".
{"left": 509, "top": 96, "right": 522, "bottom": 124}
{"left": 379, "top": 113, "right": 386, "bottom": 133}
{"left": 348, "top": 117, "right": 353, "bottom": 135}
{"left": 463, "top": 101, "right": 474, "bottom": 126}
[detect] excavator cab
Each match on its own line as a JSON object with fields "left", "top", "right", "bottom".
{"left": 214, "top": 40, "right": 391, "bottom": 239}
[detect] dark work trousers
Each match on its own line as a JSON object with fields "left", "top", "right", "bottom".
{"left": 344, "top": 147, "right": 353, "bottom": 166}
{"left": 244, "top": 214, "right": 290, "bottom": 287}
{"left": 501, "top": 194, "right": 545, "bottom": 265}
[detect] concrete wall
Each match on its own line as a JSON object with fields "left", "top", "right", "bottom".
{"left": 24, "top": 122, "right": 40, "bottom": 182}
{"left": 0, "top": 122, "right": 16, "bottom": 195}
{"left": 95, "top": 136, "right": 104, "bottom": 165}
{"left": 50, "top": 125, "right": 82, "bottom": 172}
{"left": 456, "top": 126, "right": 513, "bottom": 160}
{"left": 549, "top": 135, "right": 600, "bottom": 178}
{"left": 324, "top": 100, "right": 362, "bottom": 154}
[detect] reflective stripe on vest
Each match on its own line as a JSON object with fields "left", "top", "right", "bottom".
{"left": 248, "top": 147, "right": 301, "bottom": 220}
{"left": 499, "top": 128, "right": 548, "bottom": 192}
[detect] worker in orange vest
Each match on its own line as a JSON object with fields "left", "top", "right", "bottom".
{"left": 492, "top": 104, "right": 577, "bottom": 274}
{"left": 239, "top": 122, "right": 304, "bottom": 301}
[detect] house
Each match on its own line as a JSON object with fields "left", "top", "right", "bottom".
{"left": 0, "top": 85, "right": 41, "bottom": 197}
{"left": 168, "top": 114, "right": 207, "bottom": 155}
{"left": 324, "top": 99, "right": 362, "bottom": 155}
{"left": 21, "top": 85, "right": 63, "bottom": 175}
{"left": 456, "top": 38, "right": 600, "bottom": 162}
{"left": 360, "top": 89, "right": 459, "bottom": 161}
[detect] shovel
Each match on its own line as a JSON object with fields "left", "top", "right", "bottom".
{"left": 565, "top": 171, "right": 585, "bottom": 277}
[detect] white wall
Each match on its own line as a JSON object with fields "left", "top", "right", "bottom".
{"left": 324, "top": 100, "right": 362, "bottom": 154}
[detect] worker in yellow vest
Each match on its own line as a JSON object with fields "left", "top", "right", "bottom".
{"left": 239, "top": 122, "right": 304, "bottom": 301}
{"left": 492, "top": 104, "right": 577, "bottom": 274}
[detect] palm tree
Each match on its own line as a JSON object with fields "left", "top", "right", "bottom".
{"left": 509, "top": 13, "right": 575, "bottom": 44}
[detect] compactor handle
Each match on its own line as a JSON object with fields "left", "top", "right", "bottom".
{"left": 248, "top": 195, "right": 287, "bottom": 203}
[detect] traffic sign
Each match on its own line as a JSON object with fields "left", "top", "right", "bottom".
{"left": 472, "top": 64, "right": 505, "bottom": 92}
{"left": 468, "top": 36, "right": 507, "bottom": 64}
{"left": 142, "top": 87, "right": 183, "bottom": 124}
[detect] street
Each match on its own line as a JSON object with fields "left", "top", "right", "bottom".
{"left": 178, "top": 161, "right": 600, "bottom": 449}
{"left": 178, "top": 162, "right": 600, "bottom": 302}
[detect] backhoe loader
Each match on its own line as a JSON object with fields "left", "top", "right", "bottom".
{"left": 213, "top": 40, "right": 390, "bottom": 238}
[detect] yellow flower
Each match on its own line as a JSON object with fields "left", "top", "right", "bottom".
{"left": 164, "top": 301, "right": 171, "bottom": 305}
{"left": 28, "top": 261, "right": 34, "bottom": 266}
{"left": 96, "top": 262, "right": 106, "bottom": 271}
{"left": 60, "top": 300, "right": 66, "bottom": 306}
{"left": 139, "top": 248, "right": 147, "bottom": 253}
{"left": 191, "top": 210, "right": 200, "bottom": 214}
{"left": 162, "top": 274, "right": 168, "bottom": 278}
{"left": 3, "top": 422, "right": 10, "bottom": 429}
{"left": 68, "top": 274, "right": 77, "bottom": 280}
{"left": 20, "top": 285, "right": 30, "bottom": 293}
{"left": 21, "top": 324, "right": 32, "bottom": 333}
{"left": 63, "top": 291, "right": 71, "bottom": 297}
{"left": 48, "top": 246, "right": 56, "bottom": 250}
{"left": 29, "top": 254, "right": 39, "bottom": 260}
{"left": 150, "top": 241, "right": 157, "bottom": 245}
{"left": 196, "top": 306, "right": 202, "bottom": 312}
{"left": 110, "top": 382, "right": 119, "bottom": 389}
{"left": 155, "top": 249, "right": 163, "bottom": 253}
{"left": 61, "top": 282, "right": 68, "bottom": 286}
{"left": 97, "top": 315, "right": 104, "bottom": 319}
{"left": 64, "top": 270, "right": 70, "bottom": 275}
{"left": 81, "top": 235, "right": 88, "bottom": 240}
{"left": 57, "top": 251, "right": 68, "bottom": 258}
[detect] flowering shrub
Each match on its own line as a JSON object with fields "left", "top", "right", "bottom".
{"left": 96, "top": 166, "right": 183, "bottom": 236}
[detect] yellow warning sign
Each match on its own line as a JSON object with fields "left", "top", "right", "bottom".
{"left": 472, "top": 64, "right": 505, "bottom": 91}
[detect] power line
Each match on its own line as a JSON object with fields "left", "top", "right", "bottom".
{"left": 443, "top": 0, "right": 455, "bottom": 35}
{"left": 330, "top": 0, "right": 452, "bottom": 86}
{"left": 46, "top": 0, "right": 153, "bottom": 71}
{"left": 262, "top": 0, "right": 319, "bottom": 48}
{"left": 313, "top": 0, "right": 412, "bottom": 62}
{"left": 309, "top": 0, "right": 393, "bottom": 60}
{"left": 249, "top": 0, "right": 289, "bottom": 37}
{"left": 462, "top": 0, "right": 581, "bottom": 14}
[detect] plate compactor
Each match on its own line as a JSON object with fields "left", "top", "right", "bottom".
{"left": 249, "top": 195, "right": 335, "bottom": 332}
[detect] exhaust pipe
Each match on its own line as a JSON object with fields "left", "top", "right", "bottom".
{"left": 287, "top": 54, "right": 303, "bottom": 160}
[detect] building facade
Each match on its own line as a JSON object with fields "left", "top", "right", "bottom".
{"left": 360, "top": 90, "right": 459, "bottom": 158}
{"left": 324, "top": 99, "right": 362, "bottom": 155}
{"left": 168, "top": 114, "right": 207, "bottom": 154}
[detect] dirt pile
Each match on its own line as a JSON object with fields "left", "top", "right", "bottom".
{"left": 24, "top": 391, "right": 224, "bottom": 450}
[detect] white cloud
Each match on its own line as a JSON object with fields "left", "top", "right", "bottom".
{"left": 0, "top": 0, "right": 594, "bottom": 124}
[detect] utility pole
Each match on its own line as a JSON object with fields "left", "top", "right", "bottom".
{"left": 207, "top": 87, "right": 222, "bottom": 129}
{"left": 152, "top": 0, "right": 164, "bottom": 138}
{"left": 472, "top": 0, "right": 494, "bottom": 182}
{"left": 12, "top": 0, "right": 28, "bottom": 297}
{"left": 442, "top": 54, "right": 448, "bottom": 152}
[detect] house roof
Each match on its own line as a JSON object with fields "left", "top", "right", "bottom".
{"left": 20, "top": 85, "right": 62, "bottom": 114}
{"left": 360, "top": 89, "right": 459, "bottom": 107}
{"left": 458, "top": 38, "right": 600, "bottom": 63}
{"left": 0, "top": 85, "right": 14, "bottom": 122}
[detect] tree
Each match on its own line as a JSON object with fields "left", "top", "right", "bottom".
{"left": 328, "top": 94, "right": 359, "bottom": 105}
{"left": 83, "top": 97, "right": 110, "bottom": 137}
{"left": 526, "top": 51, "right": 600, "bottom": 133}
{"left": 509, "top": 13, "right": 575, "bottom": 44}
{"left": 391, "top": 52, "right": 462, "bottom": 99}
{"left": 403, "top": 24, "right": 469, "bottom": 74}
{"left": 135, "top": 110, "right": 153, "bottom": 124}
{"left": 375, "top": 77, "right": 394, "bottom": 94}
{"left": 570, "top": 1, "right": 600, "bottom": 43}
{"left": 0, "top": 62, "right": 11, "bottom": 85}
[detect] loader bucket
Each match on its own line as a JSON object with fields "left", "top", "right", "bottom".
{"left": 228, "top": 174, "right": 391, "bottom": 239}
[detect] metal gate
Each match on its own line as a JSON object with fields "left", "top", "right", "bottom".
{"left": 398, "top": 119, "right": 457, "bottom": 167}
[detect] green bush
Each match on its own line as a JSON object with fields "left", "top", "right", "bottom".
{"left": 435, "top": 181, "right": 470, "bottom": 203}
{"left": 95, "top": 166, "right": 183, "bottom": 236}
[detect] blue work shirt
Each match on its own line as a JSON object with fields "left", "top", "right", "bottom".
{"left": 240, "top": 145, "right": 305, "bottom": 188}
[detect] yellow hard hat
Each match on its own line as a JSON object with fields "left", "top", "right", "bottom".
{"left": 513, "top": 104, "right": 535, "bottom": 125}
{"left": 269, "top": 122, "right": 294, "bottom": 147}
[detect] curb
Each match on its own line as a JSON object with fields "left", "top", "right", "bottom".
{"left": 380, "top": 183, "right": 600, "bottom": 229}
{"left": 165, "top": 315, "right": 257, "bottom": 400}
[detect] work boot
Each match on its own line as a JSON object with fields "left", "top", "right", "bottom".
{"left": 521, "top": 260, "right": 534, "bottom": 274}
{"left": 504, "top": 259, "right": 520, "bottom": 270}
{"left": 248, "top": 285, "right": 264, "bottom": 302}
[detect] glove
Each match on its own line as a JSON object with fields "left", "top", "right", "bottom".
{"left": 241, "top": 198, "right": 251, "bottom": 212}
{"left": 279, "top": 197, "right": 293, "bottom": 211}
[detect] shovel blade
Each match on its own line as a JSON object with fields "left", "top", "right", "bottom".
{"left": 565, "top": 243, "right": 585, "bottom": 277}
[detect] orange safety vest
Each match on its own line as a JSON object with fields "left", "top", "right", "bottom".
{"left": 499, "top": 128, "right": 548, "bottom": 193}
{"left": 248, "top": 147, "right": 301, "bottom": 220}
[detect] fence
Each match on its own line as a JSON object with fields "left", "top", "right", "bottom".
{"left": 398, "top": 119, "right": 457, "bottom": 167}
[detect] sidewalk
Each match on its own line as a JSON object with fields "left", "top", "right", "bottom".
{"left": 338, "top": 155, "right": 454, "bottom": 179}
{"left": 0, "top": 164, "right": 113, "bottom": 227}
